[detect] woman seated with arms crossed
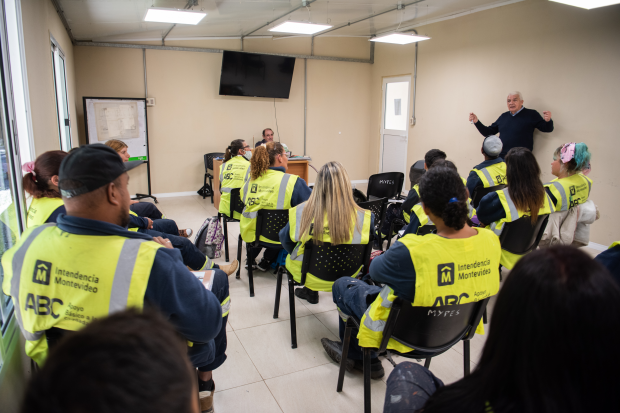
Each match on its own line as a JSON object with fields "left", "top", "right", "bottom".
{"left": 279, "top": 161, "right": 376, "bottom": 304}
{"left": 476, "top": 147, "right": 554, "bottom": 270}
{"left": 218, "top": 139, "right": 251, "bottom": 220}
{"left": 241, "top": 142, "right": 311, "bottom": 271}
{"left": 321, "top": 166, "right": 501, "bottom": 379}
{"left": 383, "top": 246, "right": 620, "bottom": 413}
{"left": 23, "top": 151, "right": 68, "bottom": 227}
{"left": 104, "top": 139, "right": 192, "bottom": 238}
{"left": 545, "top": 142, "right": 592, "bottom": 212}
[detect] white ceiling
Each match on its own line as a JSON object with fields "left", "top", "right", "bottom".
{"left": 58, "top": 0, "right": 522, "bottom": 42}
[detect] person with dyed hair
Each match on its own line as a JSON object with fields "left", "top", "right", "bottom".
{"left": 545, "top": 142, "right": 593, "bottom": 212}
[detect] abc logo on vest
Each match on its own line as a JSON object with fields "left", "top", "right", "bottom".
{"left": 437, "top": 263, "right": 455, "bottom": 286}
{"left": 33, "top": 260, "right": 52, "bottom": 286}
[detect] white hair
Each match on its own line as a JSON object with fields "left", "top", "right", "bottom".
{"left": 507, "top": 91, "right": 523, "bottom": 100}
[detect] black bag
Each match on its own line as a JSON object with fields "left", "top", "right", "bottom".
{"left": 197, "top": 184, "right": 213, "bottom": 197}
{"left": 352, "top": 188, "right": 367, "bottom": 204}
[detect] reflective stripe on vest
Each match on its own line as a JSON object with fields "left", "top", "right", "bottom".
{"left": 128, "top": 210, "right": 139, "bottom": 232}
{"left": 472, "top": 161, "right": 506, "bottom": 188}
{"left": 218, "top": 156, "right": 251, "bottom": 220}
{"left": 26, "top": 197, "right": 64, "bottom": 228}
{"left": 356, "top": 229, "right": 501, "bottom": 353}
{"left": 240, "top": 170, "right": 297, "bottom": 243}
{"left": 544, "top": 173, "right": 592, "bottom": 212}
{"left": 286, "top": 202, "right": 371, "bottom": 291}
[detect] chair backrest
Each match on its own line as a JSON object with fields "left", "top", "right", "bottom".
{"left": 300, "top": 241, "right": 373, "bottom": 285}
{"left": 228, "top": 188, "right": 245, "bottom": 218}
{"left": 499, "top": 214, "right": 550, "bottom": 255}
{"left": 409, "top": 160, "right": 425, "bottom": 188}
{"left": 253, "top": 209, "right": 289, "bottom": 246}
{"left": 416, "top": 224, "right": 436, "bottom": 236}
{"left": 357, "top": 197, "right": 388, "bottom": 228}
{"left": 378, "top": 297, "right": 489, "bottom": 354}
{"left": 367, "top": 172, "right": 404, "bottom": 200}
{"left": 471, "top": 184, "right": 507, "bottom": 209}
{"left": 204, "top": 152, "right": 225, "bottom": 172}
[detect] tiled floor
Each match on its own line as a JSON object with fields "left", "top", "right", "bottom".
{"left": 146, "top": 194, "right": 603, "bottom": 413}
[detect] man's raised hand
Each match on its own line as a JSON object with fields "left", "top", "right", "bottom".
{"left": 543, "top": 111, "right": 552, "bottom": 122}
{"left": 469, "top": 113, "right": 478, "bottom": 123}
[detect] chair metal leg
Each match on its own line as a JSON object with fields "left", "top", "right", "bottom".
{"left": 387, "top": 220, "right": 395, "bottom": 250}
{"left": 273, "top": 266, "right": 283, "bottom": 319}
{"left": 464, "top": 340, "right": 471, "bottom": 376}
{"left": 288, "top": 274, "right": 297, "bottom": 349}
{"left": 203, "top": 174, "right": 207, "bottom": 199}
{"left": 222, "top": 214, "right": 230, "bottom": 262}
{"left": 363, "top": 347, "right": 371, "bottom": 413}
{"left": 236, "top": 235, "right": 242, "bottom": 279}
{"left": 424, "top": 357, "right": 432, "bottom": 369}
{"left": 337, "top": 319, "right": 353, "bottom": 392}
{"left": 209, "top": 176, "right": 214, "bottom": 204}
{"left": 247, "top": 246, "right": 255, "bottom": 297}
{"left": 483, "top": 308, "right": 488, "bottom": 324}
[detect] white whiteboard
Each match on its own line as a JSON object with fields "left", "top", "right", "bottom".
{"left": 84, "top": 98, "right": 148, "bottom": 161}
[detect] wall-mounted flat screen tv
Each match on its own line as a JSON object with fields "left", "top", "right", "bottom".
{"left": 219, "top": 51, "right": 296, "bottom": 99}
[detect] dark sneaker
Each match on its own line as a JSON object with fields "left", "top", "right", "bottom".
{"left": 353, "top": 358, "right": 385, "bottom": 379}
{"left": 373, "top": 238, "right": 383, "bottom": 251}
{"left": 256, "top": 259, "right": 271, "bottom": 272}
{"left": 245, "top": 259, "right": 257, "bottom": 270}
{"left": 321, "top": 338, "right": 354, "bottom": 372}
{"left": 295, "top": 287, "right": 319, "bottom": 304}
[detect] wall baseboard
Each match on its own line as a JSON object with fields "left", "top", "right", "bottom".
{"left": 587, "top": 242, "right": 608, "bottom": 252}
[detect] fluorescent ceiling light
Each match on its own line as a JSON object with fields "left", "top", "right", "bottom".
{"left": 549, "top": 0, "right": 620, "bottom": 9}
{"left": 370, "top": 33, "right": 431, "bottom": 45}
{"left": 269, "top": 21, "right": 332, "bottom": 35}
{"left": 144, "top": 8, "right": 206, "bottom": 25}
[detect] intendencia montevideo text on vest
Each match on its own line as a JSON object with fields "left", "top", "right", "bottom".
{"left": 54, "top": 267, "right": 100, "bottom": 293}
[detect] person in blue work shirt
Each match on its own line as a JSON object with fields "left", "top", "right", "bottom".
{"left": 465, "top": 135, "right": 506, "bottom": 201}
{"left": 321, "top": 166, "right": 501, "bottom": 380}
{"left": 2, "top": 144, "right": 229, "bottom": 412}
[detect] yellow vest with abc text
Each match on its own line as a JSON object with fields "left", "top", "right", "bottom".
{"left": 489, "top": 188, "right": 554, "bottom": 269}
{"left": 26, "top": 197, "right": 64, "bottom": 228}
{"left": 356, "top": 228, "right": 501, "bottom": 353}
{"left": 471, "top": 161, "right": 507, "bottom": 188}
{"left": 1, "top": 224, "right": 161, "bottom": 366}
{"left": 218, "top": 156, "right": 251, "bottom": 220}
{"left": 286, "top": 202, "right": 372, "bottom": 291}
{"left": 544, "top": 173, "right": 592, "bottom": 212}
{"left": 240, "top": 169, "right": 298, "bottom": 244}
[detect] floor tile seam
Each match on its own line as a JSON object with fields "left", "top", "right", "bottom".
{"left": 262, "top": 360, "right": 334, "bottom": 383}
{"left": 232, "top": 328, "right": 272, "bottom": 383}
{"left": 231, "top": 313, "right": 317, "bottom": 332}
{"left": 214, "top": 378, "right": 266, "bottom": 394}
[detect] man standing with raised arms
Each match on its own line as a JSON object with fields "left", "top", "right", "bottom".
{"left": 469, "top": 91, "right": 553, "bottom": 158}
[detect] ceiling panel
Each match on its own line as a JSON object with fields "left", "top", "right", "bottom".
{"left": 58, "top": 0, "right": 521, "bottom": 42}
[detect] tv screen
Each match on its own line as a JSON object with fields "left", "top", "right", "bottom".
{"left": 219, "top": 51, "right": 296, "bottom": 99}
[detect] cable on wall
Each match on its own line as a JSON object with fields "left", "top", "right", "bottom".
{"left": 273, "top": 98, "right": 281, "bottom": 142}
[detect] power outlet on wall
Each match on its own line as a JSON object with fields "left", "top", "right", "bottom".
{"left": 146, "top": 97, "right": 156, "bottom": 106}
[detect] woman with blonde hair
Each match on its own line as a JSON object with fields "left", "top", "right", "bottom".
{"left": 240, "top": 142, "right": 311, "bottom": 271}
{"left": 279, "top": 161, "right": 375, "bottom": 304}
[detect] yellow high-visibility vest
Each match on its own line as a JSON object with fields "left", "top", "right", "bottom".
{"left": 239, "top": 169, "right": 297, "bottom": 244}
{"left": 26, "top": 197, "right": 64, "bottom": 228}
{"left": 355, "top": 228, "right": 501, "bottom": 353}
{"left": 218, "top": 156, "right": 251, "bottom": 220}
{"left": 471, "top": 161, "right": 507, "bottom": 188}
{"left": 544, "top": 173, "right": 592, "bottom": 212}
{"left": 286, "top": 202, "right": 372, "bottom": 291}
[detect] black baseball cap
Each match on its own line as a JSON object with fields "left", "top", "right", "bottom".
{"left": 59, "top": 144, "right": 143, "bottom": 198}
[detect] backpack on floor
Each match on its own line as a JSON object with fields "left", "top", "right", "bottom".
{"left": 194, "top": 216, "right": 224, "bottom": 259}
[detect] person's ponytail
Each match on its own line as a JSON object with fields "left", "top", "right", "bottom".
{"left": 224, "top": 139, "right": 245, "bottom": 162}
{"left": 441, "top": 200, "right": 469, "bottom": 230}
{"left": 573, "top": 142, "right": 591, "bottom": 172}
{"left": 251, "top": 145, "right": 270, "bottom": 180}
{"left": 22, "top": 150, "right": 68, "bottom": 199}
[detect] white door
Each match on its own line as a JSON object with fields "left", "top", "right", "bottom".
{"left": 380, "top": 76, "right": 411, "bottom": 175}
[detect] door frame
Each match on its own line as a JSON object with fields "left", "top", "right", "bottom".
{"left": 379, "top": 75, "right": 411, "bottom": 174}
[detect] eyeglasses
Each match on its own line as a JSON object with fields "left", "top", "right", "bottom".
{"left": 243, "top": 145, "right": 251, "bottom": 149}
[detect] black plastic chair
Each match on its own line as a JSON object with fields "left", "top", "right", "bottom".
{"left": 217, "top": 188, "right": 245, "bottom": 263}
{"left": 386, "top": 218, "right": 436, "bottom": 250}
{"left": 471, "top": 184, "right": 507, "bottom": 209}
{"left": 239, "top": 209, "right": 289, "bottom": 297}
{"left": 499, "top": 214, "right": 550, "bottom": 256}
{"left": 204, "top": 153, "right": 225, "bottom": 203}
{"left": 338, "top": 297, "right": 490, "bottom": 413}
{"left": 367, "top": 172, "right": 404, "bottom": 201}
{"left": 273, "top": 240, "right": 372, "bottom": 349}
{"left": 357, "top": 197, "right": 388, "bottom": 249}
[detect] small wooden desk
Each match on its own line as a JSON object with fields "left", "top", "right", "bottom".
{"left": 213, "top": 159, "right": 310, "bottom": 210}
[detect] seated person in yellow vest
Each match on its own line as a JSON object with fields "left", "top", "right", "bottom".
{"left": 218, "top": 139, "right": 251, "bottom": 220}
{"left": 402, "top": 159, "right": 476, "bottom": 236}
{"left": 321, "top": 166, "right": 501, "bottom": 379}
{"left": 279, "top": 161, "right": 376, "bottom": 304}
{"left": 2, "top": 144, "right": 230, "bottom": 412}
{"left": 476, "top": 147, "right": 553, "bottom": 269}
{"left": 22, "top": 309, "right": 199, "bottom": 413}
{"left": 545, "top": 142, "right": 592, "bottom": 212}
{"left": 380, "top": 149, "right": 447, "bottom": 240}
{"left": 105, "top": 139, "right": 192, "bottom": 237}
{"left": 240, "top": 142, "right": 311, "bottom": 271}
{"left": 465, "top": 135, "right": 507, "bottom": 199}
{"left": 23, "top": 151, "right": 68, "bottom": 227}
{"left": 382, "top": 246, "right": 620, "bottom": 413}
